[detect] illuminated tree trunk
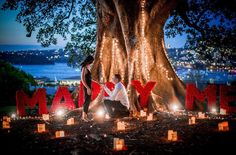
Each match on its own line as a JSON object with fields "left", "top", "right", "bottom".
{"left": 91, "top": 0, "right": 185, "bottom": 112}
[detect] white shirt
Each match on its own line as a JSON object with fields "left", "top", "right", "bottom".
{"left": 104, "top": 82, "right": 130, "bottom": 109}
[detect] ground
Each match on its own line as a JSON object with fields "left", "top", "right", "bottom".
{"left": 0, "top": 111, "right": 236, "bottom": 155}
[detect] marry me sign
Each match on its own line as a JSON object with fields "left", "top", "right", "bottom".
{"left": 16, "top": 80, "right": 236, "bottom": 116}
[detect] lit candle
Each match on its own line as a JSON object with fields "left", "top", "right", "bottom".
{"left": 37, "top": 124, "right": 46, "bottom": 133}
{"left": 198, "top": 112, "right": 205, "bottom": 119}
{"left": 147, "top": 113, "right": 153, "bottom": 121}
{"left": 218, "top": 121, "right": 229, "bottom": 131}
{"left": 167, "top": 130, "right": 173, "bottom": 141}
{"left": 42, "top": 114, "right": 50, "bottom": 121}
{"left": 189, "top": 116, "right": 196, "bottom": 125}
{"left": 67, "top": 118, "right": 75, "bottom": 125}
{"left": 172, "top": 131, "right": 178, "bottom": 141}
{"left": 2, "top": 121, "right": 10, "bottom": 129}
{"left": 55, "top": 130, "right": 65, "bottom": 138}
{"left": 113, "top": 138, "right": 125, "bottom": 151}
{"left": 218, "top": 123, "right": 223, "bottom": 131}
{"left": 167, "top": 130, "right": 178, "bottom": 141}
{"left": 140, "top": 110, "right": 147, "bottom": 117}
{"left": 117, "top": 121, "right": 125, "bottom": 131}
{"left": 3, "top": 116, "right": 11, "bottom": 122}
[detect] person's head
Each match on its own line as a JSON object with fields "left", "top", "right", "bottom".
{"left": 112, "top": 74, "right": 122, "bottom": 84}
{"left": 80, "top": 55, "right": 94, "bottom": 68}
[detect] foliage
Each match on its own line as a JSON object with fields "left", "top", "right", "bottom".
{"left": 165, "top": 0, "right": 236, "bottom": 64}
{"left": 2, "top": 0, "right": 235, "bottom": 66}
{"left": 0, "top": 60, "right": 36, "bottom": 106}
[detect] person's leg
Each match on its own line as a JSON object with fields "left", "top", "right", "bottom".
{"left": 82, "top": 87, "right": 91, "bottom": 120}
{"left": 113, "top": 101, "right": 130, "bottom": 117}
{"left": 104, "top": 99, "right": 115, "bottom": 117}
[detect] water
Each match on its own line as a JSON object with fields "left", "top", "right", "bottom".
{"left": 14, "top": 63, "right": 80, "bottom": 80}
{"left": 177, "top": 68, "right": 236, "bottom": 84}
{"left": 0, "top": 44, "right": 62, "bottom": 51}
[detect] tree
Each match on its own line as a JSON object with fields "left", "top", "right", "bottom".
{"left": 2, "top": 0, "right": 235, "bottom": 111}
{"left": 0, "top": 60, "right": 36, "bottom": 106}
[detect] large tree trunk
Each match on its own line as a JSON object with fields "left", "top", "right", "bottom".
{"left": 91, "top": 0, "right": 185, "bottom": 112}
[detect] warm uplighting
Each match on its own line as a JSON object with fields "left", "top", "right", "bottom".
{"left": 37, "top": 124, "right": 46, "bottom": 133}
{"left": 96, "top": 108, "right": 105, "bottom": 118}
{"left": 113, "top": 138, "right": 126, "bottom": 151}
{"left": 55, "top": 109, "right": 65, "bottom": 117}
{"left": 117, "top": 121, "right": 125, "bottom": 131}
{"left": 67, "top": 118, "right": 75, "bottom": 125}
{"left": 55, "top": 130, "right": 65, "bottom": 138}
{"left": 167, "top": 130, "right": 178, "bottom": 141}
{"left": 105, "top": 114, "right": 110, "bottom": 120}
{"left": 171, "top": 104, "right": 178, "bottom": 112}
{"left": 11, "top": 113, "right": 16, "bottom": 119}
{"left": 147, "top": 113, "right": 153, "bottom": 121}
{"left": 42, "top": 114, "right": 50, "bottom": 121}
{"left": 189, "top": 116, "right": 196, "bottom": 125}
{"left": 140, "top": 110, "right": 147, "bottom": 117}
{"left": 218, "top": 121, "right": 229, "bottom": 131}
{"left": 211, "top": 108, "right": 217, "bottom": 114}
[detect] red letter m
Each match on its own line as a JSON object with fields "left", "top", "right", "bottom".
{"left": 16, "top": 88, "right": 48, "bottom": 116}
{"left": 185, "top": 84, "right": 217, "bottom": 111}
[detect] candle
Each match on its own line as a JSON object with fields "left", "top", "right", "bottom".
{"left": 55, "top": 130, "right": 65, "bottom": 138}
{"left": 113, "top": 138, "right": 125, "bottom": 151}
{"left": 42, "top": 114, "right": 50, "bottom": 121}
{"left": 140, "top": 110, "right": 147, "bottom": 117}
{"left": 218, "top": 123, "right": 223, "bottom": 131}
{"left": 37, "top": 124, "right": 46, "bottom": 133}
{"left": 117, "top": 121, "right": 125, "bottom": 131}
{"left": 198, "top": 112, "right": 205, "bottom": 119}
{"left": 3, "top": 116, "right": 11, "bottom": 122}
{"left": 167, "top": 130, "right": 178, "bottom": 141}
{"left": 172, "top": 131, "right": 178, "bottom": 141}
{"left": 2, "top": 121, "right": 10, "bottom": 129}
{"left": 147, "top": 113, "right": 153, "bottom": 121}
{"left": 189, "top": 116, "right": 196, "bottom": 125}
{"left": 167, "top": 130, "right": 173, "bottom": 141}
{"left": 67, "top": 118, "right": 75, "bottom": 125}
{"left": 218, "top": 121, "right": 229, "bottom": 131}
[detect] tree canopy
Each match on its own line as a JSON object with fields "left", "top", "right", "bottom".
{"left": 0, "top": 60, "right": 36, "bottom": 106}
{"left": 2, "top": 0, "right": 236, "bottom": 66}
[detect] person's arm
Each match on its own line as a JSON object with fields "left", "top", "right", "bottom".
{"left": 104, "top": 86, "right": 112, "bottom": 96}
{"left": 81, "top": 67, "right": 89, "bottom": 89}
{"left": 109, "top": 83, "right": 122, "bottom": 100}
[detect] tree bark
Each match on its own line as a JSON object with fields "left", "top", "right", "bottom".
{"left": 91, "top": 0, "right": 185, "bottom": 112}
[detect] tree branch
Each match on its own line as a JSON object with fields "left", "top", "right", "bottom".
{"left": 179, "top": 10, "right": 206, "bottom": 37}
{"left": 150, "top": 0, "right": 179, "bottom": 23}
{"left": 61, "top": 0, "right": 75, "bottom": 22}
{"left": 98, "top": 0, "right": 115, "bottom": 15}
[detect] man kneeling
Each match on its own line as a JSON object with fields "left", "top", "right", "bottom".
{"left": 103, "top": 74, "right": 130, "bottom": 118}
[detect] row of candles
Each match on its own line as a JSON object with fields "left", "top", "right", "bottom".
{"left": 1, "top": 108, "right": 231, "bottom": 151}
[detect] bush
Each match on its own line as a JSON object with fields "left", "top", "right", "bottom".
{"left": 0, "top": 60, "right": 36, "bottom": 106}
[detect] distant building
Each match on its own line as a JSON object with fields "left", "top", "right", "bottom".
{"left": 59, "top": 76, "right": 80, "bottom": 86}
